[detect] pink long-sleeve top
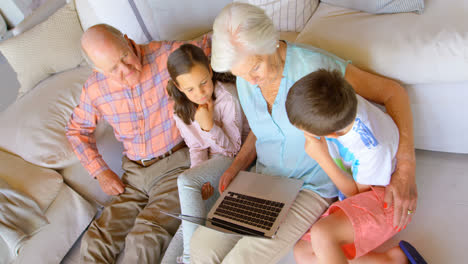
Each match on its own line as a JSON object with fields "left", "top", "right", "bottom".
{"left": 173, "top": 81, "right": 249, "bottom": 168}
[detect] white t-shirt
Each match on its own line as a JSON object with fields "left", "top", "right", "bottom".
{"left": 326, "top": 95, "right": 399, "bottom": 190}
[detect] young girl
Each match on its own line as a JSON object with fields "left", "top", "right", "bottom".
{"left": 166, "top": 44, "right": 248, "bottom": 264}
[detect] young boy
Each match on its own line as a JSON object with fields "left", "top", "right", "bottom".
{"left": 285, "top": 69, "right": 425, "bottom": 264}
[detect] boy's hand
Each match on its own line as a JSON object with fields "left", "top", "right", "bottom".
{"left": 195, "top": 99, "right": 214, "bottom": 131}
{"left": 304, "top": 134, "right": 330, "bottom": 163}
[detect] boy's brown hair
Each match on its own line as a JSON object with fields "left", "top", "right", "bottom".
{"left": 286, "top": 69, "right": 357, "bottom": 136}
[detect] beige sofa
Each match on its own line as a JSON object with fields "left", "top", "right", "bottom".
{"left": 0, "top": 0, "right": 466, "bottom": 263}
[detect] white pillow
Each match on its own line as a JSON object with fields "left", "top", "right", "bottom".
{"left": 234, "top": 0, "right": 319, "bottom": 32}
{"left": 87, "top": 0, "right": 231, "bottom": 42}
{"left": 296, "top": 2, "right": 468, "bottom": 84}
{"left": 321, "top": 0, "right": 424, "bottom": 14}
{"left": 0, "top": 67, "right": 92, "bottom": 169}
{"left": 0, "top": 1, "right": 84, "bottom": 98}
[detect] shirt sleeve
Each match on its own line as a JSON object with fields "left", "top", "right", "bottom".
{"left": 173, "top": 114, "right": 208, "bottom": 168}
{"left": 200, "top": 83, "right": 243, "bottom": 157}
{"left": 352, "top": 144, "right": 394, "bottom": 186}
{"left": 65, "top": 86, "right": 111, "bottom": 178}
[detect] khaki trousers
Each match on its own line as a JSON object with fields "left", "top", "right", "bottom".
{"left": 190, "top": 188, "right": 334, "bottom": 264}
{"left": 80, "top": 148, "right": 190, "bottom": 264}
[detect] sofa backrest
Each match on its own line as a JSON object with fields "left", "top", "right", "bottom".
{"left": 75, "top": 0, "right": 233, "bottom": 43}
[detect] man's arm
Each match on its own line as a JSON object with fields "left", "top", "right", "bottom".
{"left": 66, "top": 86, "right": 125, "bottom": 196}
{"left": 345, "top": 64, "right": 417, "bottom": 229}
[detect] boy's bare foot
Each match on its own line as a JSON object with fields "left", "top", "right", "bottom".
{"left": 201, "top": 182, "right": 214, "bottom": 200}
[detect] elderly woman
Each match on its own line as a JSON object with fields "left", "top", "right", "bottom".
{"left": 188, "top": 3, "right": 417, "bottom": 263}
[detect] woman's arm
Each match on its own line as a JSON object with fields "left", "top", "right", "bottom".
{"left": 218, "top": 131, "right": 257, "bottom": 193}
{"left": 345, "top": 64, "right": 417, "bottom": 229}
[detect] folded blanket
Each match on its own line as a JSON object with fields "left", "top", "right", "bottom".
{"left": 0, "top": 178, "right": 49, "bottom": 256}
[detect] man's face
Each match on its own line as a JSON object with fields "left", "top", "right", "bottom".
{"left": 89, "top": 37, "right": 142, "bottom": 87}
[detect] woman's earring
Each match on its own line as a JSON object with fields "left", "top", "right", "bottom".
{"left": 276, "top": 43, "right": 280, "bottom": 48}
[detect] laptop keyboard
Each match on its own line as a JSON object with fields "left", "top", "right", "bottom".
{"left": 213, "top": 192, "right": 285, "bottom": 231}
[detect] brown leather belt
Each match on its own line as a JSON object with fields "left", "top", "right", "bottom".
{"left": 132, "top": 141, "right": 186, "bottom": 167}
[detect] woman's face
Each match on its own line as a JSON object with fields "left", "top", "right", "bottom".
{"left": 230, "top": 54, "right": 280, "bottom": 87}
{"left": 175, "top": 63, "right": 214, "bottom": 105}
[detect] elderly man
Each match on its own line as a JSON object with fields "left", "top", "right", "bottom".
{"left": 66, "top": 24, "right": 210, "bottom": 263}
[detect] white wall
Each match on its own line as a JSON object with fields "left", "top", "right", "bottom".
{"left": 0, "top": 52, "right": 19, "bottom": 111}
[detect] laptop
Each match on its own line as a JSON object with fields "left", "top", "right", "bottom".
{"left": 162, "top": 171, "right": 303, "bottom": 238}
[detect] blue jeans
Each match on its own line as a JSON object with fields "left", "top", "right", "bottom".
{"left": 177, "top": 156, "right": 234, "bottom": 263}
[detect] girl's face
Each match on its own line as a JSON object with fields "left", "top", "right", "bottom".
{"left": 175, "top": 63, "right": 214, "bottom": 105}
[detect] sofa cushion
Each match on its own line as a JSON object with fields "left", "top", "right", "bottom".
{"left": 0, "top": 150, "right": 63, "bottom": 212}
{"left": 321, "top": 0, "right": 424, "bottom": 14}
{"left": 295, "top": 1, "right": 468, "bottom": 84}
{"left": 11, "top": 185, "right": 97, "bottom": 264}
{"left": 0, "top": 66, "right": 93, "bottom": 169}
{"left": 234, "top": 0, "right": 319, "bottom": 32}
{"left": 0, "top": 178, "right": 49, "bottom": 257}
{"left": 0, "top": 0, "right": 84, "bottom": 98}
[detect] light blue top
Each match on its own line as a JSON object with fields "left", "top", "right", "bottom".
{"left": 236, "top": 43, "right": 349, "bottom": 198}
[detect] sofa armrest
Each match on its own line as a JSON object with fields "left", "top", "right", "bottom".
{"left": 12, "top": 0, "right": 67, "bottom": 36}
{"left": 0, "top": 150, "right": 63, "bottom": 212}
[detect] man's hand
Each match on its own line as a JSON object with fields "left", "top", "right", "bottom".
{"left": 95, "top": 170, "right": 125, "bottom": 196}
{"left": 303, "top": 134, "right": 330, "bottom": 163}
{"left": 218, "top": 166, "right": 239, "bottom": 194}
{"left": 384, "top": 159, "right": 417, "bottom": 231}
{"left": 194, "top": 99, "right": 214, "bottom": 131}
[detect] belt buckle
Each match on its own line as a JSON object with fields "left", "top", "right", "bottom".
{"left": 140, "top": 158, "right": 154, "bottom": 167}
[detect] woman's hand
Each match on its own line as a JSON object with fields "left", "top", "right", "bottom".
{"left": 218, "top": 166, "right": 239, "bottom": 194}
{"left": 195, "top": 99, "right": 214, "bottom": 131}
{"left": 201, "top": 182, "right": 215, "bottom": 200}
{"left": 384, "top": 158, "right": 418, "bottom": 231}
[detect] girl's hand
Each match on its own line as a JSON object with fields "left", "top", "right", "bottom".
{"left": 195, "top": 99, "right": 214, "bottom": 131}
{"left": 201, "top": 182, "right": 215, "bottom": 200}
{"left": 304, "top": 134, "right": 331, "bottom": 164}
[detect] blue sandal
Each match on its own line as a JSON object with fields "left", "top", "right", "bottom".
{"left": 399, "top": 240, "right": 427, "bottom": 264}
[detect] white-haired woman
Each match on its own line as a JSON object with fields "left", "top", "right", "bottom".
{"left": 188, "top": 3, "right": 417, "bottom": 263}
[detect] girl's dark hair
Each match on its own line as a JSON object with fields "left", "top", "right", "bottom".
{"left": 166, "top": 44, "right": 236, "bottom": 125}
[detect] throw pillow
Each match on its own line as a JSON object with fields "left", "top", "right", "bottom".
{"left": 0, "top": 66, "right": 92, "bottom": 169}
{"left": 321, "top": 0, "right": 424, "bottom": 14}
{"left": 0, "top": 1, "right": 84, "bottom": 98}
{"left": 234, "top": 0, "right": 320, "bottom": 32}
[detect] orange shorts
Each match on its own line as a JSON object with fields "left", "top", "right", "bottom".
{"left": 301, "top": 187, "right": 398, "bottom": 259}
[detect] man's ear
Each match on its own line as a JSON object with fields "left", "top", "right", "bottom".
{"left": 124, "top": 34, "right": 131, "bottom": 45}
